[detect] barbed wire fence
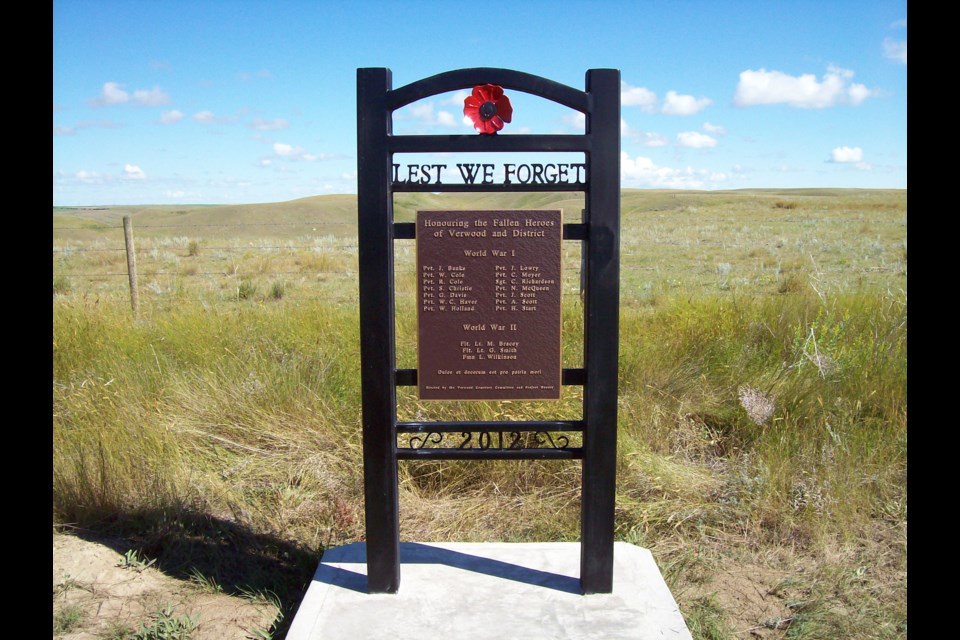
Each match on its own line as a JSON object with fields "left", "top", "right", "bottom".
{"left": 54, "top": 218, "right": 597, "bottom": 311}
{"left": 54, "top": 217, "right": 370, "bottom": 308}
{"left": 53, "top": 215, "right": 906, "bottom": 314}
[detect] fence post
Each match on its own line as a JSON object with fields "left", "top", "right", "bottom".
{"left": 123, "top": 215, "right": 139, "bottom": 316}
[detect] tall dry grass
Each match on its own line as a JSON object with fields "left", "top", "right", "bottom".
{"left": 54, "top": 286, "right": 905, "bottom": 545}
{"left": 53, "top": 189, "right": 906, "bottom": 638}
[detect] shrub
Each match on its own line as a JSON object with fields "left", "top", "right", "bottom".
{"left": 54, "top": 274, "right": 72, "bottom": 295}
{"left": 777, "top": 273, "right": 806, "bottom": 294}
{"left": 237, "top": 279, "right": 257, "bottom": 300}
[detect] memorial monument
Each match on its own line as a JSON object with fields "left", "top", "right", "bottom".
{"left": 357, "top": 67, "right": 620, "bottom": 594}
{"left": 282, "top": 66, "right": 692, "bottom": 640}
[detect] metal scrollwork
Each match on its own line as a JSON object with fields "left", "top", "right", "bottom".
{"left": 533, "top": 431, "right": 570, "bottom": 449}
{"left": 408, "top": 431, "right": 443, "bottom": 449}
{"left": 402, "top": 430, "right": 573, "bottom": 450}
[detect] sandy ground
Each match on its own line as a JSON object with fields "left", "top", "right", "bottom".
{"left": 53, "top": 532, "right": 281, "bottom": 640}
{"left": 53, "top": 527, "right": 901, "bottom": 639}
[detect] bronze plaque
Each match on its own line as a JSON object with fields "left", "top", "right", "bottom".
{"left": 416, "top": 210, "right": 563, "bottom": 400}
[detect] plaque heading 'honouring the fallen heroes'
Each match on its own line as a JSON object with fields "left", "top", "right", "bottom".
{"left": 417, "top": 209, "right": 562, "bottom": 400}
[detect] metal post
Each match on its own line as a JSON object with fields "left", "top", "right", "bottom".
{"left": 122, "top": 215, "right": 139, "bottom": 316}
{"left": 580, "top": 68, "right": 620, "bottom": 594}
{"left": 356, "top": 67, "right": 401, "bottom": 594}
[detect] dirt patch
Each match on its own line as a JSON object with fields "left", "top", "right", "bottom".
{"left": 693, "top": 562, "right": 794, "bottom": 637}
{"left": 53, "top": 532, "right": 280, "bottom": 639}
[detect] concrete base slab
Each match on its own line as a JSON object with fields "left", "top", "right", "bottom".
{"left": 286, "top": 542, "right": 691, "bottom": 640}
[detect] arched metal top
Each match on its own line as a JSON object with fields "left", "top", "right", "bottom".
{"left": 388, "top": 67, "right": 591, "bottom": 113}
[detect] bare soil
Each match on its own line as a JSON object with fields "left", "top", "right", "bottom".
{"left": 53, "top": 532, "right": 281, "bottom": 640}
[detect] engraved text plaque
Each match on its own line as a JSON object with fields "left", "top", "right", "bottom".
{"left": 416, "top": 209, "right": 562, "bottom": 400}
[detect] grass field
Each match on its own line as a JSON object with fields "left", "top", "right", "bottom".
{"left": 53, "top": 189, "right": 906, "bottom": 639}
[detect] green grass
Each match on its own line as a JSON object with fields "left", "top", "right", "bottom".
{"left": 54, "top": 273, "right": 72, "bottom": 295}
{"left": 188, "top": 567, "right": 223, "bottom": 593}
{"left": 53, "top": 574, "right": 81, "bottom": 597}
{"left": 118, "top": 549, "right": 157, "bottom": 572}
{"left": 53, "top": 605, "right": 84, "bottom": 635}
{"left": 53, "top": 189, "right": 906, "bottom": 639}
{"left": 130, "top": 606, "right": 198, "bottom": 640}
{"left": 684, "top": 594, "right": 732, "bottom": 640}
{"left": 100, "top": 623, "right": 137, "bottom": 640}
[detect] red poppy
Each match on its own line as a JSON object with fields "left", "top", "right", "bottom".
{"left": 463, "top": 84, "right": 513, "bottom": 134}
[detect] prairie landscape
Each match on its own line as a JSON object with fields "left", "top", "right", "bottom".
{"left": 53, "top": 188, "right": 906, "bottom": 639}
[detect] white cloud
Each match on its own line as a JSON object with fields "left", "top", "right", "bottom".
{"left": 192, "top": 111, "right": 237, "bottom": 125}
{"left": 98, "top": 82, "right": 129, "bottom": 105}
{"left": 165, "top": 189, "right": 201, "bottom": 202}
{"left": 400, "top": 101, "right": 462, "bottom": 129}
{"left": 56, "top": 119, "right": 119, "bottom": 135}
{"left": 132, "top": 86, "right": 169, "bottom": 106}
{"left": 564, "top": 112, "right": 587, "bottom": 131}
{"left": 620, "top": 152, "right": 723, "bottom": 189}
{"left": 123, "top": 164, "right": 146, "bottom": 180}
{"left": 830, "top": 146, "right": 863, "bottom": 163}
{"left": 883, "top": 38, "right": 907, "bottom": 64}
{"left": 251, "top": 118, "right": 289, "bottom": 131}
{"left": 677, "top": 131, "right": 718, "bottom": 148}
{"left": 443, "top": 90, "right": 471, "bottom": 106}
{"left": 271, "top": 142, "right": 334, "bottom": 162}
{"left": 621, "top": 82, "right": 657, "bottom": 112}
{"left": 273, "top": 142, "right": 298, "bottom": 157}
{"left": 436, "top": 111, "right": 457, "bottom": 127}
{"left": 662, "top": 91, "right": 712, "bottom": 115}
{"left": 734, "top": 66, "right": 875, "bottom": 108}
{"left": 703, "top": 122, "right": 726, "bottom": 135}
{"left": 160, "top": 110, "right": 184, "bottom": 124}
{"left": 257, "top": 158, "right": 272, "bottom": 167}
{"left": 848, "top": 83, "right": 872, "bottom": 104}
{"left": 410, "top": 103, "right": 433, "bottom": 120}
{"left": 75, "top": 170, "right": 104, "bottom": 184}
{"left": 621, "top": 119, "right": 667, "bottom": 146}
{"left": 623, "top": 81, "right": 712, "bottom": 116}
{"left": 93, "top": 82, "right": 169, "bottom": 106}
{"left": 641, "top": 132, "right": 668, "bottom": 147}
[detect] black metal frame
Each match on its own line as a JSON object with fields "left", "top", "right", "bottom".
{"left": 357, "top": 67, "right": 620, "bottom": 594}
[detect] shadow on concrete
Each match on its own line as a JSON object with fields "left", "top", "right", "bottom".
{"left": 314, "top": 542, "right": 581, "bottom": 595}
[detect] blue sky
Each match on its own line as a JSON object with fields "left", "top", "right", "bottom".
{"left": 53, "top": 0, "right": 907, "bottom": 206}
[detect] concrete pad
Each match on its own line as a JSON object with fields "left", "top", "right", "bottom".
{"left": 286, "top": 542, "right": 691, "bottom": 640}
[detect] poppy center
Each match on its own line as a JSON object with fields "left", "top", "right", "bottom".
{"left": 479, "top": 101, "right": 497, "bottom": 119}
